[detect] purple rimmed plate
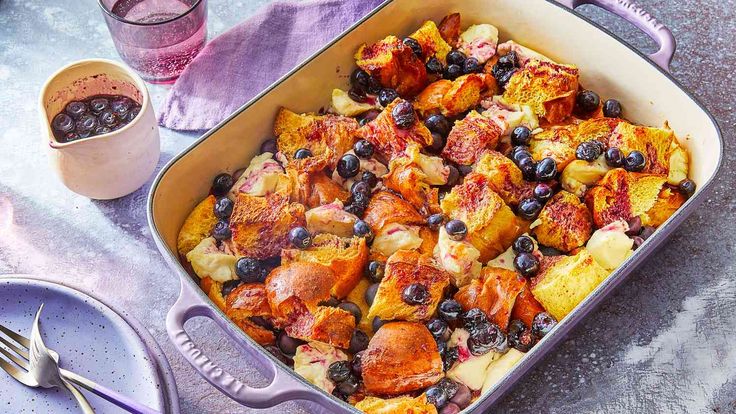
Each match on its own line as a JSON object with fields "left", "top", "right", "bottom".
{"left": 0, "top": 276, "right": 179, "bottom": 413}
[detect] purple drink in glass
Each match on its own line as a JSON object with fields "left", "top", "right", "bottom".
{"left": 99, "top": 0, "right": 207, "bottom": 84}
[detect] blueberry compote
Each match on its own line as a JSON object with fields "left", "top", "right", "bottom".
{"left": 51, "top": 95, "right": 142, "bottom": 143}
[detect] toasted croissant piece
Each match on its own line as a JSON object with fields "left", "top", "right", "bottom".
{"left": 284, "top": 165, "right": 349, "bottom": 208}
{"left": 503, "top": 59, "right": 579, "bottom": 123}
{"left": 510, "top": 284, "right": 546, "bottom": 328}
{"left": 473, "top": 151, "right": 534, "bottom": 207}
{"left": 585, "top": 168, "right": 682, "bottom": 228}
{"left": 409, "top": 20, "right": 452, "bottom": 63}
{"left": 363, "top": 191, "right": 425, "bottom": 233}
{"left": 282, "top": 234, "right": 368, "bottom": 299}
{"left": 358, "top": 99, "right": 434, "bottom": 160}
{"left": 368, "top": 250, "right": 451, "bottom": 322}
{"left": 200, "top": 277, "right": 227, "bottom": 312}
{"left": 442, "top": 110, "right": 502, "bottom": 166}
{"left": 226, "top": 283, "right": 272, "bottom": 321}
{"left": 265, "top": 262, "right": 335, "bottom": 321}
{"left": 414, "top": 80, "right": 452, "bottom": 117}
{"left": 362, "top": 321, "right": 443, "bottom": 395}
{"left": 234, "top": 318, "right": 276, "bottom": 345}
{"left": 383, "top": 144, "right": 447, "bottom": 215}
{"left": 608, "top": 121, "right": 675, "bottom": 175}
{"left": 532, "top": 190, "right": 593, "bottom": 252}
{"left": 356, "top": 395, "right": 437, "bottom": 414}
{"left": 441, "top": 73, "right": 489, "bottom": 118}
{"left": 575, "top": 117, "right": 623, "bottom": 144}
{"left": 355, "top": 35, "right": 428, "bottom": 97}
{"left": 274, "top": 108, "right": 359, "bottom": 169}
{"left": 177, "top": 195, "right": 218, "bottom": 256}
{"left": 229, "top": 193, "right": 306, "bottom": 259}
{"left": 454, "top": 267, "right": 526, "bottom": 330}
{"left": 438, "top": 13, "right": 461, "bottom": 47}
{"left": 529, "top": 124, "right": 583, "bottom": 170}
{"left": 440, "top": 173, "right": 521, "bottom": 262}
{"left": 286, "top": 305, "right": 356, "bottom": 349}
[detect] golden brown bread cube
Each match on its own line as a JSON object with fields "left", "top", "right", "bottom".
{"left": 358, "top": 99, "right": 434, "bottom": 160}
{"left": 454, "top": 267, "right": 526, "bottom": 330}
{"left": 235, "top": 318, "right": 276, "bottom": 346}
{"left": 367, "top": 250, "right": 450, "bottom": 322}
{"left": 223, "top": 283, "right": 276, "bottom": 346}
{"left": 265, "top": 262, "right": 335, "bottom": 321}
{"left": 440, "top": 173, "right": 521, "bottom": 262}
{"left": 363, "top": 191, "right": 425, "bottom": 234}
{"left": 200, "top": 277, "right": 227, "bottom": 312}
{"left": 442, "top": 110, "right": 502, "bottom": 166}
{"left": 607, "top": 121, "right": 675, "bottom": 175}
{"left": 356, "top": 395, "right": 438, "bottom": 414}
{"left": 440, "top": 73, "right": 489, "bottom": 118}
{"left": 177, "top": 195, "right": 218, "bottom": 256}
{"left": 510, "top": 284, "right": 546, "bottom": 328}
{"left": 414, "top": 80, "right": 452, "bottom": 117}
{"left": 502, "top": 59, "right": 579, "bottom": 123}
{"left": 229, "top": 193, "right": 306, "bottom": 259}
{"left": 532, "top": 190, "right": 593, "bottom": 252}
{"left": 473, "top": 151, "right": 534, "bottom": 207}
{"left": 382, "top": 162, "right": 438, "bottom": 216}
{"left": 274, "top": 108, "right": 359, "bottom": 169}
{"left": 529, "top": 124, "right": 583, "bottom": 170}
{"left": 438, "top": 13, "right": 461, "bottom": 47}
{"left": 409, "top": 20, "right": 452, "bottom": 63}
{"left": 283, "top": 165, "right": 349, "bottom": 208}
{"left": 585, "top": 168, "right": 682, "bottom": 227}
{"left": 281, "top": 234, "right": 368, "bottom": 299}
{"left": 361, "top": 321, "right": 444, "bottom": 395}
{"left": 575, "top": 117, "right": 623, "bottom": 144}
{"left": 355, "top": 35, "right": 428, "bottom": 96}
{"left": 285, "top": 305, "right": 356, "bottom": 349}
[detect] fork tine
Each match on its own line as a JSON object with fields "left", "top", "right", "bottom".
{"left": 0, "top": 324, "right": 30, "bottom": 348}
{"left": 0, "top": 352, "right": 37, "bottom": 387}
{"left": 0, "top": 334, "right": 29, "bottom": 360}
{"left": 0, "top": 343, "right": 29, "bottom": 370}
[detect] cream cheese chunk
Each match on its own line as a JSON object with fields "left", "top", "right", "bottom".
{"left": 186, "top": 237, "right": 239, "bottom": 282}
{"left": 586, "top": 220, "right": 634, "bottom": 270}
{"left": 482, "top": 96, "right": 539, "bottom": 136}
{"left": 331, "top": 88, "right": 377, "bottom": 117}
{"left": 481, "top": 348, "right": 525, "bottom": 394}
{"left": 434, "top": 227, "right": 482, "bottom": 287}
{"left": 372, "top": 223, "right": 423, "bottom": 257}
{"left": 305, "top": 200, "right": 359, "bottom": 237}
{"left": 561, "top": 155, "right": 611, "bottom": 197}
{"left": 294, "top": 342, "right": 348, "bottom": 394}
{"left": 497, "top": 40, "right": 554, "bottom": 66}
{"left": 458, "top": 24, "right": 499, "bottom": 63}
{"left": 446, "top": 328, "right": 500, "bottom": 390}
{"left": 332, "top": 150, "right": 388, "bottom": 190}
{"left": 228, "top": 152, "right": 285, "bottom": 198}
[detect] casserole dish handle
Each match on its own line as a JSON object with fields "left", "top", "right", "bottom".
{"left": 556, "top": 0, "right": 676, "bottom": 71}
{"left": 166, "top": 282, "right": 341, "bottom": 410}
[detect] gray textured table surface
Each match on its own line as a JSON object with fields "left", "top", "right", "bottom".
{"left": 1, "top": 0, "right": 735, "bottom": 413}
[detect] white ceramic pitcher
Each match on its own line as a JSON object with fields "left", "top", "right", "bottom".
{"left": 39, "top": 59, "right": 160, "bottom": 200}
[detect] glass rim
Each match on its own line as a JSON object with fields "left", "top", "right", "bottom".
{"left": 97, "top": 0, "right": 204, "bottom": 27}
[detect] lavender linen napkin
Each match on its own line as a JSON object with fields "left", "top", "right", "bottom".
{"left": 158, "top": 0, "right": 385, "bottom": 131}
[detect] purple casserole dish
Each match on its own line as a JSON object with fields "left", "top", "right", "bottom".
{"left": 147, "top": 0, "right": 724, "bottom": 412}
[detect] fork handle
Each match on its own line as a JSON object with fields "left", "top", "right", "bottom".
{"left": 61, "top": 377, "right": 95, "bottom": 414}
{"left": 62, "top": 369, "right": 161, "bottom": 414}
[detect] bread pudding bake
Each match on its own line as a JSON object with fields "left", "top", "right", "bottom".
{"left": 177, "top": 12, "right": 696, "bottom": 413}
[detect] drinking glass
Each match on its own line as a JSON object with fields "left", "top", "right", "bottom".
{"left": 98, "top": 0, "right": 208, "bottom": 84}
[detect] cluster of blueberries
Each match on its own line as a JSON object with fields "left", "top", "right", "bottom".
{"left": 50, "top": 95, "right": 141, "bottom": 143}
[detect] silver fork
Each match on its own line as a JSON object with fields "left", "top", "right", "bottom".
{"left": 0, "top": 306, "right": 161, "bottom": 414}
{"left": 0, "top": 305, "right": 94, "bottom": 413}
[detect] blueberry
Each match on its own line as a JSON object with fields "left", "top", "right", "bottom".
{"left": 365, "top": 261, "right": 385, "bottom": 283}
{"left": 632, "top": 236, "right": 645, "bottom": 250}
{"left": 402, "top": 36, "right": 423, "bottom": 58}
{"left": 436, "top": 339, "right": 448, "bottom": 359}
{"left": 76, "top": 114, "right": 98, "bottom": 132}
{"left": 458, "top": 165, "right": 473, "bottom": 176}
{"left": 265, "top": 345, "right": 293, "bottom": 366}
{"left": 463, "top": 57, "right": 481, "bottom": 74}
{"left": 351, "top": 351, "right": 364, "bottom": 377}
{"left": 535, "top": 157, "right": 557, "bottom": 181}
{"left": 438, "top": 378, "right": 459, "bottom": 401}
{"left": 439, "top": 299, "right": 463, "bottom": 322}
{"left": 294, "top": 148, "right": 313, "bottom": 159}
{"left": 533, "top": 183, "right": 553, "bottom": 203}
{"left": 351, "top": 180, "right": 371, "bottom": 200}
{"left": 427, "top": 213, "right": 445, "bottom": 230}
{"left": 344, "top": 202, "right": 365, "bottom": 218}
{"left": 623, "top": 150, "right": 646, "bottom": 172}
{"left": 446, "top": 50, "right": 467, "bottom": 65}
{"left": 327, "top": 360, "right": 352, "bottom": 383}
{"left": 335, "top": 154, "right": 360, "bottom": 179}
{"left": 211, "top": 173, "right": 234, "bottom": 197}
{"left": 62, "top": 132, "right": 80, "bottom": 142}
{"left": 126, "top": 106, "right": 141, "bottom": 123}
{"left": 98, "top": 110, "right": 118, "bottom": 127}
{"left": 221, "top": 280, "right": 241, "bottom": 297}
{"left": 371, "top": 316, "right": 386, "bottom": 333}
{"left": 576, "top": 141, "right": 603, "bottom": 162}
{"left": 353, "top": 220, "right": 373, "bottom": 242}
{"left": 507, "top": 319, "right": 535, "bottom": 352}
{"left": 277, "top": 332, "right": 304, "bottom": 355}
{"left": 514, "top": 252, "right": 539, "bottom": 278}
{"left": 449, "top": 383, "right": 472, "bottom": 408}
{"left": 350, "top": 68, "right": 371, "bottom": 91}
{"left": 360, "top": 171, "right": 378, "bottom": 188}
{"left": 425, "top": 113, "right": 451, "bottom": 137}
{"left": 336, "top": 375, "right": 359, "bottom": 396}
{"left": 338, "top": 301, "right": 362, "bottom": 324}
{"left": 391, "top": 100, "right": 416, "bottom": 129}
{"left": 626, "top": 216, "right": 642, "bottom": 236}
{"left": 603, "top": 99, "right": 622, "bottom": 118}
{"left": 427, "top": 318, "right": 450, "bottom": 341}
{"left": 348, "top": 87, "right": 367, "bottom": 103}
{"left": 402, "top": 283, "right": 430, "bottom": 305}
{"left": 518, "top": 157, "right": 537, "bottom": 181}
{"left": 367, "top": 76, "right": 382, "bottom": 94}
{"left": 426, "top": 57, "right": 444, "bottom": 75}
{"left": 531, "top": 312, "right": 557, "bottom": 338}
{"left": 444, "top": 64, "right": 463, "bottom": 80}
{"left": 378, "top": 88, "right": 399, "bottom": 107}
{"left": 260, "top": 138, "right": 278, "bottom": 154}
{"left": 235, "top": 257, "right": 264, "bottom": 283}
{"left": 468, "top": 323, "right": 503, "bottom": 356}
{"left": 212, "top": 220, "right": 232, "bottom": 241}
{"left": 426, "top": 385, "right": 449, "bottom": 408}
{"left": 110, "top": 97, "right": 132, "bottom": 116}
{"left": 576, "top": 90, "right": 600, "bottom": 114}
{"left": 640, "top": 226, "right": 656, "bottom": 241}
{"left": 491, "top": 53, "right": 519, "bottom": 86}
{"left": 52, "top": 113, "right": 75, "bottom": 133}
{"left": 512, "top": 235, "right": 535, "bottom": 254}
{"left": 446, "top": 165, "right": 460, "bottom": 187}
{"left": 364, "top": 283, "right": 380, "bottom": 306}
{"left": 214, "top": 197, "right": 234, "bottom": 219}
{"left": 445, "top": 219, "right": 467, "bottom": 241}
{"left": 428, "top": 132, "right": 446, "bottom": 154}
{"left": 89, "top": 97, "right": 109, "bottom": 114}
{"left": 512, "top": 146, "right": 532, "bottom": 164}
{"left": 462, "top": 308, "right": 489, "bottom": 332}
{"left": 93, "top": 126, "right": 112, "bottom": 135}
{"left": 65, "top": 101, "right": 88, "bottom": 119}
{"left": 443, "top": 346, "right": 458, "bottom": 371}
{"left": 288, "top": 227, "right": 311, "bottom": 249}
{"left": 440, "top": 403, "right": 461, "bottom": 414}
{"left": 354, "top": 139, "right": 374, "bottom": 158}
{"left": 358, "top": 109, "right": 381, "bottom": 126}
{"left": 605, "top": 147, "right": 624, "bottom": 168}
{"left": 348, "top": 330, "right": 369, "bottom": 353}
{"left": 678, "top": 179, "right": 696, "bottom": 198}
{"left": 511, "top": 126, "right": 532, "bottom": 146}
